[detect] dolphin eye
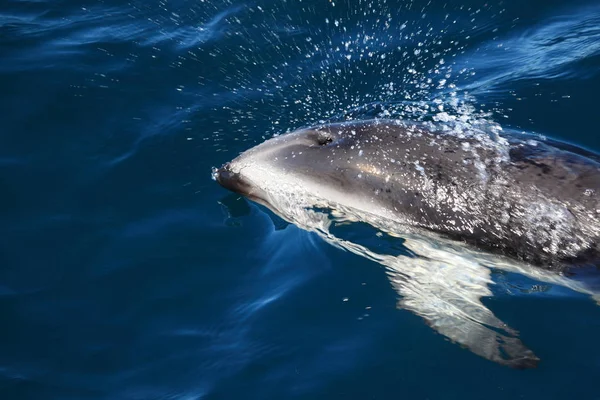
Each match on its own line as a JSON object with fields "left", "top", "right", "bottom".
{"left": 316, "top": 131, "right": 333, "bottom": 146}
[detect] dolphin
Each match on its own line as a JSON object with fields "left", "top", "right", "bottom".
{"left": 214, "top": 119, "right": 600, "bottom": 368}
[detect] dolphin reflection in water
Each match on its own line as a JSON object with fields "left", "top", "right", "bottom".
{"left": 214, "top": 119, "right": 600, "bottom": 368}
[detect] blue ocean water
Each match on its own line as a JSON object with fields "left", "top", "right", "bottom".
{"left": 1, "top": 0, "right": 600, "bottom": 398}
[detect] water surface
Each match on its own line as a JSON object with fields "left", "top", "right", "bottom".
{"left": 1, "top": 0, "right": 600, "bottom": 398}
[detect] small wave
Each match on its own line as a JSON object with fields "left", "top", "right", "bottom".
{"left": 460, "top": 5, "right": 600, "bottom": 92}
{"left": 140, "top": 5, "right": 245, "bottom": 50}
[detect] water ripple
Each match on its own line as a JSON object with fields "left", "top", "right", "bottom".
{"left": 462, "top": 5, "right": 600, "bottom": 92}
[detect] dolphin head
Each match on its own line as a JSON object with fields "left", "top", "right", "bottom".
{"left": 214, "top": 126, "right": 334, "bottom": 202}
{"left": 213, "top": 120, "right": 407, "bottom": 218}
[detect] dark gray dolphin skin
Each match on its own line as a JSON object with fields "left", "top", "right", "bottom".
{"left": 215, "top": 119, "right": 600, "bottom": 270}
